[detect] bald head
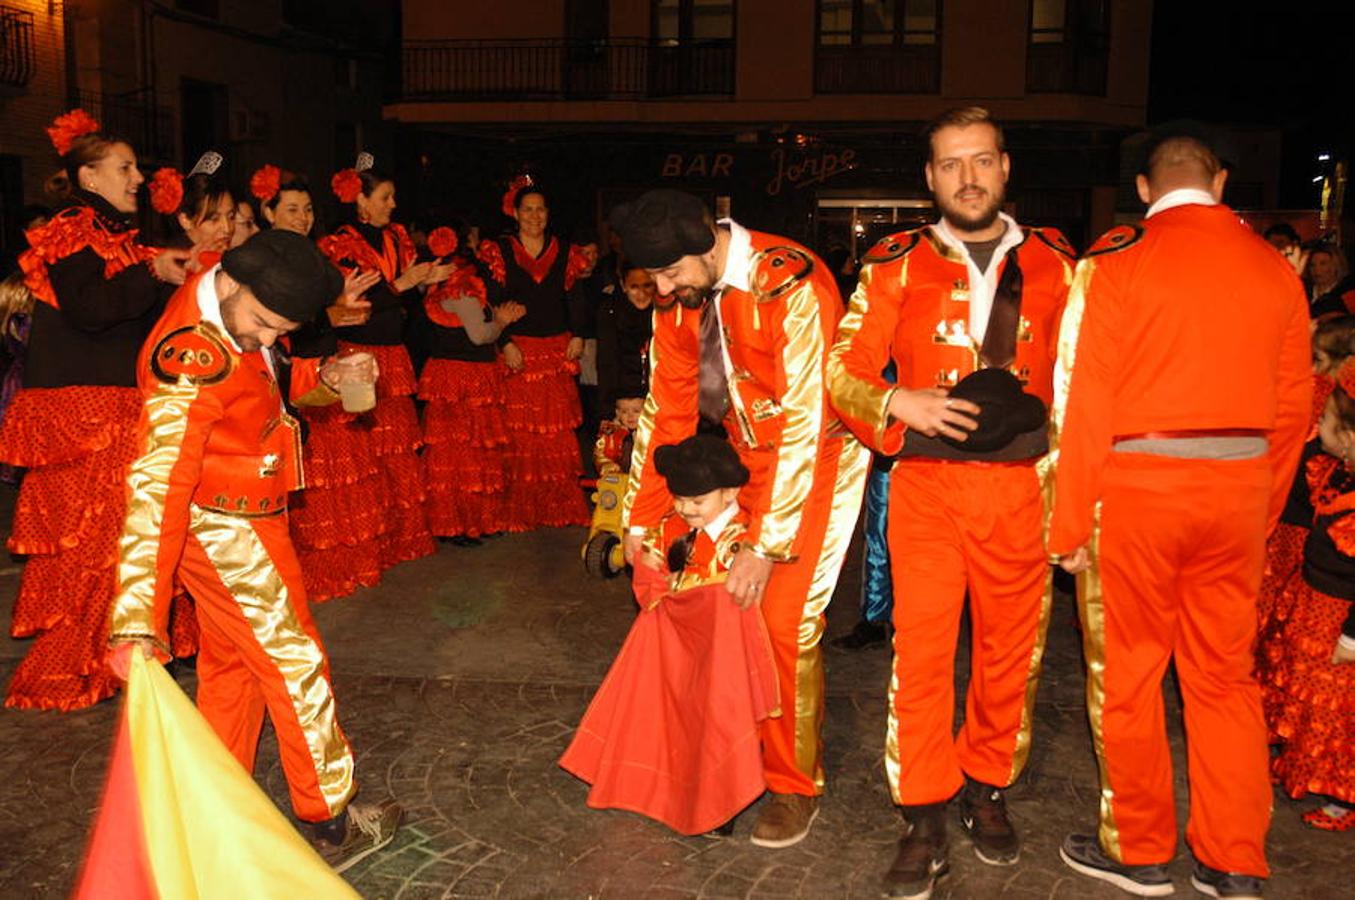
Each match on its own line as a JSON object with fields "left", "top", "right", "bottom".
{"left": 1136, "top": 136, "right": 1228, "bottom": 206}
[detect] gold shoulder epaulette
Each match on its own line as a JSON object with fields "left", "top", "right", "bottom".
{"left": 149, "top": 324, "right": 234, "bottom": 386}
{"left": 751, "top": 246, "right": 814, "bottom": 302}
{"left": 861, "top": 231, "right": 921, "bottom": 265}
{"left": 1084, "top": 223, "right": 1145, "bottom": 258}
{"left": 1030, "top": 227, "right": 1077, "bottom": 259}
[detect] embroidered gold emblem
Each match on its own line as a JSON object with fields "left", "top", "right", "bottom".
{"left": 259, "top": 453, "right": 281, "bottom": 478}
{"left": 750, "top": 397, "right": 782, "bottom": 422}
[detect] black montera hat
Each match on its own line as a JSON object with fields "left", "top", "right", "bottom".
{"left": 608, "top": 189, "right": 716, "bottom": 269}
{"left": 221, "top": 229, "right": 342, "bottom": 323}
{"left": 939, "top": 368, "right": 1047, "bottom": 453}
{"left": 654, "top": 433, "right": 749, "bottom": 497}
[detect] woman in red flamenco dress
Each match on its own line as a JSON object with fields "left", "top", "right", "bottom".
{"left": 1256, "top": 364, "right": 1355, "bottom": 833}
{"left": 476, "top": 180, "right": 592, "bottom": 530}
{"left": 317, "top": 159, "right": 454, "bottom": 572}
{"left": 560, "top": 434, "right": 779, "bottom": 836}
{"left": 0, "top": 111, "right": 192, "bottom": 710}
{"left": 248, "top": 164, "right": 389, "bottom": 601}
{"left": 418, "top": 225, "right": 525, "bottom": 543}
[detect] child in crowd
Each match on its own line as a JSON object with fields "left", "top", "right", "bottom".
{"left": 593, "top": 393, "right": 643, "bottom": 475}
{"left": 559, "top": 433, "right": 779, "bottom": 836}
{"left": 1255, "top": 359, "right": 1355, "bottom": 832}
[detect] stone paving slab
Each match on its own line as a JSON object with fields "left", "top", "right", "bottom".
{"left": 0, "top": 522, "right": 1349, "bottom": 898}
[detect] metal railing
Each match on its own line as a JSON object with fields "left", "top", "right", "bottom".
{"left": 401, "top": 38, "right": 735, "bottom": 101}
{"left": 74, "top": 89, "right": 176, "bottom": 162}
{"left": 1026, "top": 35, "right": 1109, "bottom": 95}
{"left": 814, "top": 45, "right": 940, "bottom": 94}
{"left": 0, "top": 5, "right": 34, "bottom": 88}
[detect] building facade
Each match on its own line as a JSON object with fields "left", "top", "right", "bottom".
{"left": 387, "top": 0, "right": 1153, "bottom": 254}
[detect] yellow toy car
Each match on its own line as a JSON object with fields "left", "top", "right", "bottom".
{"left": 582, "top": 470, "right": 628, "bottom": 578}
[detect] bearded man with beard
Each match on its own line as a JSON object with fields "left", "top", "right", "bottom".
{"left": 609, "top": 190, "right": 870, "bottom": 849}
{"left": 827, "top": 107, "right": 1075, "bottom": 899}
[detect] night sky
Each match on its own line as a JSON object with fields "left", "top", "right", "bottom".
{"left": 1148, "top": 1, "right": 1355, "bottom": 210}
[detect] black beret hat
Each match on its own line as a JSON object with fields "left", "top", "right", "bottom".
{"left": 221, "top": 229, "right": 342, "bottom": 324}
{"left": 608, "top": 189, "right": 716, "bottom": 269}
{"left": 939, "top": 368, "right": 1047, "bottom": 453}
{"left": 654, "top": 433, "right": 749, "bottom": 497}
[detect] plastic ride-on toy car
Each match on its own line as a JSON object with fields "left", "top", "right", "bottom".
{"left": 582, "top": 470, "right": 628, "bottom": 578}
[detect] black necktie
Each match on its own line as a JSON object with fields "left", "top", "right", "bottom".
{"left": 698, "top": 298, "right": 729, "bottom": 427}
{"left": 980, "top": 249, "right": 1023, "bottom": 369}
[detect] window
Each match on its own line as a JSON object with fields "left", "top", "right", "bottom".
{"left": 1027, "top": 0, "right": 1109, "bottom": 94}
{"left": 654, "top": 0, "right": 734, "bottom": 45}
{"left": 817, "top": 0, "right": 937, "bottom": 48}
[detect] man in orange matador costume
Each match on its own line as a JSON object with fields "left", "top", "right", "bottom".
{"left": 106, "top": 230, "right": 402, "bottom": 873}
{"left": 1048, "top": 124, "right": 1312, "bottom": 898}
{"left": 827, "top": 107, "right": 1074, "bottom": 899}
{"left": 609, "top": 189, "right": 869, "bottom": 849}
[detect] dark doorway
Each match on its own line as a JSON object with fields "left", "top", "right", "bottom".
{"left": 180, "top": 78, "right": 229, "bottom": 171}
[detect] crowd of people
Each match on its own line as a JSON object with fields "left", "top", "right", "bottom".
{"left": 0, "top": 105, "right": 1349, "bottom": 895}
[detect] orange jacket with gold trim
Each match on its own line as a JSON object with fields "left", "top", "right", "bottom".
{"left": 1046, "top": 204, "right": 1313, "bottom": 555}
{"left": 593, "top": 420, "right": 632, "bottom": 474}
{"left": 635, "top": 509, "right": 748, "bottom": 605}
{"left": 621, "top": 230, "right": 849, "bottom": 563}
{"left": 827, "top": 224, "right": 1074, "bottom": 456}
{"left": 109, "top": 268, "right": 337, "bottom": 652}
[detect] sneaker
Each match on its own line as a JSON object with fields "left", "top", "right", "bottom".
{"left": 957, "top": 779, "right": 1020, "bottom": 865}
{"left": 883, "top": 807, "right": 949, "bottom": 900}
{"left": 749, "top": 793, "right": 819, "bottom": 848}
{"left": 829, "top": 619, "right": 888, "bottom": 651}
{"left": 701, "top": 817, "right": 737, "bottom": 840}
{"left": 1190, "top": 859, "right": 1263, "bottom": 899}
{"left": 314, "top": 799, "right": 403, "bottom": 874}
{"left": 1301, "top": 803, "right": 1355, "bottom": 832}
{"left": 1059, "top": 833, "right": 1174, "bottom": 897}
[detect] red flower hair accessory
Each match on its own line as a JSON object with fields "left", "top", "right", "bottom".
{"left": 501, "top": 174, "right": 534, "bottom": 219}
{"left": 428, "top": 226, "right": 458, "bottom": 258}
{"left": 250, "top": 164, "right": 282, "bottom": 203}
{"left": 47, "top": 109, "right": 100, "bottom": 156}
{"left": 149, "top": 168, "right": 184, "bottom": 215}
{"left": 1338, "top": 359, "right": 1355, "bottom": 399}
{"left": 331, "top": 168, "right": 362, "bottom": 204}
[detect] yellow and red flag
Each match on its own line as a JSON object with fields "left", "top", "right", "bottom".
{"left": 74, "top": 653, "right": 359, "bottom": 899}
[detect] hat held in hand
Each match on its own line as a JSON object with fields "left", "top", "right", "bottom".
{"left": 654, "top": 434, "right": 749, "bottom": 497}
{"left": 939, "top": 368, "right": 1047, "bottom": 453}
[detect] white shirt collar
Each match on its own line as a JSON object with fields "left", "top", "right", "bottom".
{"left": 714, "top": 218, "right": 753, "bottom": 293}
{"left": 933, "top": 211, "right": 1024, "bottom": 274}
{"left": 196, "top": 264, "right": 241, "bottom": 353}
{"left": 1145, "top": 188, "right": 1217, "bottom": 219}
{"left": 931, "top": 212, "right": 1025, "bottom": 342}
{"left": 702, "top": 499, "right": 739, "bottom": 542}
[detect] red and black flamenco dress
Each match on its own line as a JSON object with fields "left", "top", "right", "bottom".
{"left": 0, "top": 195, "right": 195, "bottom": 711}
{"left": 476, "top": 235, "right": 591, "bottom": 530}
{"left": 418, "top": 265, "right": 510, "bottom": 538}
{"left": 1257, "top": 447, "right": 1355, "bottom": 806}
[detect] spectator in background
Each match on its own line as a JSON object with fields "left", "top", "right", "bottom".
{"left": 596, "top": 265, "right": 655, "bottom": 421}
{"left": 1307, "top": 243, "right": 1355, "bottom": 318}
{"left": 1263, "top": 222, "right": 1300, "bottom": 255}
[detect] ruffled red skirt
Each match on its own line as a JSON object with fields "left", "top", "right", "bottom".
{"left": 419, "top": 358, "right": 509, "bottom": 537}
{"left": 1256, "top": 523, "right": 1308, "bottom": 651}
{"left": 0, "top": 386, "right": 197, "bottom": 711}
{"left": 342, "top": 342, "right": 434, "bottom": 566}
{"left": 1261, "top": 580, "right": 1354, "bottom": 804}
{"left": 559, "top": 566, "right": 779, "bottom": 835}
{"left": 501, "top": 335, "right": 588, "bottom": 530}
{"left": 289, "top": 401, "right": 387, "bottom": 602}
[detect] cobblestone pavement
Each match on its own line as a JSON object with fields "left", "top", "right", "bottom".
{"left": 0, "top": 518, "right": 1349, "bottom": 898}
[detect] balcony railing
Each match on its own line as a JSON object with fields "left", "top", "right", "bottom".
{"left": 1026, "top": 38, "right": 1109, "bottom": 95}
{"left": 74, "top": 89, "right": 176, "bottom": 163}
{"left": 0, "top": 5, "right": 35, "bottom": 88}
{"left": 401, "top": 39, "right": 735, "bottom": 101}
{"left": 814, "top": 46, "right": 940, "bottom": 94}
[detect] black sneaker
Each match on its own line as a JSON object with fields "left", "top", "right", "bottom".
{"left": 701, "top": 817, "right": 737, "bottom": 840}
{"left": 829, "top": 619, "right": 889, "bottom": 651}
{"left": 1190, "top": 859, "right": 1263, "bottom": 898}
{"left": 957, "top": 779, "right": 1020, "bottom": 865}
{"left": 1059, "top": 833, "right": 1174, "bottom": 897}
{"left": 883, "top": 806, "right": 949, "bottom": 900}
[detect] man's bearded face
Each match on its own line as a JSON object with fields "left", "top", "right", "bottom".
{"left": 926, "top": 123, "right": 1010, "bottom": 235}
{"left": 649, "top": 253, "right": 719, "bottom": 310}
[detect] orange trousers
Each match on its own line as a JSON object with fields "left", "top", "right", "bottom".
{"left": 743, "top": 433, "right": 869, "bottom": 796}
{"left": 886, "top": 460, "right": 1051, "bottom": 805}
{"left": 1083, "top": 452, "right": 1271, "bottom": 876}
{"left": 177, "top": 506, "right": 356, "bottom": 823}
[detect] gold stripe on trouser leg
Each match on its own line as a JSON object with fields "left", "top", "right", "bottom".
{"left": 1007, "top": 563, "right": 1054, "bottom": 783}
{"left": 189, "top": 505, "right": 356, "bottom": 816}
{"left": 1077, "top": 506, "right": 1122, "bottom": 860}
{"left": 885, "top": 665, "right": 903, "bottom": 803}
{"left": 794, "top": 435, "right": 870, "bottom": 789}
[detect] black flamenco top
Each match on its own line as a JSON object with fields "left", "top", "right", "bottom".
{"left": 318, "top": 222, "right": 419, "bottom": 346}
{"left": 476, "top": 235, "right": 589, "bottom": 340}
{"left": 596, "top": 274, "right": 653, "bottom": 409}
{"left": 20, "top": 190, "right": 173, "bottom": 388}
{"left": 1283, "top": 440, "right": 1355, "bottom": 637}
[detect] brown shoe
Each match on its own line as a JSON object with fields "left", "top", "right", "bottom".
{"left": 750, "top": 792, "right": 819, "bottom": 848}
{"left": 313, "top": 799, "right": 403, "bottom": 874}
